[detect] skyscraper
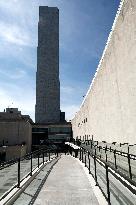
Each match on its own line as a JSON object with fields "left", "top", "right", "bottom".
{"left": 35, "top": 6, "right": 60, "bottom": 123}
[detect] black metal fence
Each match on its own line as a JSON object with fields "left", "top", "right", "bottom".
{"left": 73, "top": 146, "right": 136, "bottom": 205}
{"left": 80, "top": 140, "right": 136, "bottom": 182}
{"left": 0, "top": 148, "right": 59, "bottom": 201}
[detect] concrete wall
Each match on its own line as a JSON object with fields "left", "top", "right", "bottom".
{"left": 72, "top": 0, "right": 136, "bottom": 144}
{"left": 0, "top": 121, "right": 32, "bottom": 153}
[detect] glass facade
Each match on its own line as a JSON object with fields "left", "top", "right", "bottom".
{"left": 48, "top": 127, "right": 71, "bottom": 133}
{"left": 32, "top": 125, "right": 72, "bottom": 145}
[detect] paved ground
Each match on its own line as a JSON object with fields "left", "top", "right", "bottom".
{"left": 33, "top": 155, "right": 99, "bottom": 205}
{"left": 0, "top": 154, "right": 55, "bottom": 198}
{"left": 13, "top": 155, "right": 100, "bottom": 205}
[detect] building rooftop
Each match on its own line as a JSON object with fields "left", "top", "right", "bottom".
{"left": 0, "top": 108, "right": 33, "bottom": 123}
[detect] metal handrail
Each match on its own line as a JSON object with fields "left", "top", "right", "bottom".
{"left": 0, "top": 148, "right": 59, "bottom": 201}
{"left": 74, "top": 146, "right": 136, "bottom": 205}
{"left": 0, "top": 147, "right": 55, "bottom": 170}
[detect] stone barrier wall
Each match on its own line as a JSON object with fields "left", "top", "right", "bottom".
{"left": 72, "top": 0, "right": 136, "bottom": 144}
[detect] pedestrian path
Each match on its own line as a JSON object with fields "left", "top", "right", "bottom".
{"left": 13, "top": 155, "right": 106, "bottom": 205}
{"left": 0, "top": 156, "right": 52, "bottom": 198}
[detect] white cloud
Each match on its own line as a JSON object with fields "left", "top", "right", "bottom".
{"left": 0, "top": 22, "right": 32, "bottom": 46}
{"left": 0, "top": 69, "right": 26, "bottom": 79}
{"left": 0, "top": 82, "right": 35, "bottom": 121}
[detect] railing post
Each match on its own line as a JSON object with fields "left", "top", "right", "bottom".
{"left": 80, "top": 148, "right": 81, "bottom": 161}
{"left": 85, "top": 154, "right": 86, "bottom": 167}
{"left": 49, "top": 152, "right": 50, "bottom": 161}
{"left": 30, "top": 153, "right": 32, "bottom": 176}
{"left": 106, "top": 153, "right": 108, "bottom": 162}
{"left": 17, "top": 158, "right": 20, "bottom": 188}
{"left": 105, "top": 164, "right": 110, "bottom": 204}
{"left": 89, "top": 153, "right": 91, "bottom": 174}
{"left": 91, "top": 141, "right": 92, "bottom": 149}
{"left": 105, "top": 145, "right": 107, "bottom": 153}
{"left": 128, "top": 146, "right": 129, "bottom": 154}
{"left": 92, "top": 135, "right": 93, "bottom": 142}
{"left": 43, "top": 151, "right": 44, "bottom": 164}
{"left": 114, "top": 150, "right": 117, "bottom": 169}
{"left": 38, "top": 151, "right": 39, "bottom": 168}
{"left": 82, "top": 150, "right": 83, "bottom": 163}
{"left": 128, "top": 153, "right": 132, "bottom": 179}
{"left": 94, "top": 149, "right": 97, "bottom": 185}
{"left": 96, "top": 141, "right": 98, "bottom": 147}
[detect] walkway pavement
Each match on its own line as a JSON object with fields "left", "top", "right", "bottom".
{"left": 13, "top": 155, "right": 102, "bottom": 205}
{"left": 0, "top": 155, "right": 54, "bottom": 198}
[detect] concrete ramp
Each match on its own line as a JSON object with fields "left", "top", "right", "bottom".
{"left": 13, "top": 155, "right": 106, "bottom": 205}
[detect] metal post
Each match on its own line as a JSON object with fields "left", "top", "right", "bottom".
{"left": 82, "top": 150, "right": 84, "bottom": 162}
{"left": 30, "top": 153, "right": 32, "bottom": 176}
{"left": 94, "top": 149, "right": 97, "bottom": 185}
{"left": 97, "top": 141, "right": 98, "bottom": 146}
{"left": 17, "top": 158, "right": 20, "bottom": 188}
{"left": 43, "top": 151, "right": 44, "bottom": 164}
{"left": 89, "top": 153, "right": 91, "bottom": 174}
{"left": 49, "top": 152, "right": 50, "bottom": 161}
{"left": 105, "top": 164, "right": 110, "bottom": 204}
{"left": 105, "top": 145, "right": 107, "bottom": 153}
{"left": 91, "top": 141, "right": 92, "bottom": 149}
{"left": 128, "top": 153, "right": 132, "bottom": 179}
{"left": 128, "top": 146, "right": 129, "bottom": 154}
{"left": 80, "top": 149, "right": 81, "bottom": 160}
{"left": 114, "top": 150, "right": 117, "bottom": 169}
{"left": 38, "top": 152, "right": 39, "bottom": 168}
{"left": 92, "top": 135, "right": 93, "bottom": 142}
{"left": 85, "top": 154, "right": 86, "bottom": 167}
{"left": 106, "top": 153, "right": 108, "bottom": 162}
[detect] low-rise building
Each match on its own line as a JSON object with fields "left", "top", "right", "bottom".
{"left": 0, "top": 108, "right": 32, "bottom": 161}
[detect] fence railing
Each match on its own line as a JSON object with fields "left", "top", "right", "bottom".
{"left": 71, "top": 144, "right": 136, "bottom": 205}
{"left": 0, "top": 148, "right": 59, "bottom": 201}
{"left": 80, "top": 140, "right": 136, "bottom": 182}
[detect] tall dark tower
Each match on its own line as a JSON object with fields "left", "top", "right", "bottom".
{"left": 35, "top": 6, "right": 60, "bottom": 123}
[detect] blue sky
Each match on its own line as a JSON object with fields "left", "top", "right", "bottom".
{"left": 0, "top": 0, "right": 120, "bottom": 121}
